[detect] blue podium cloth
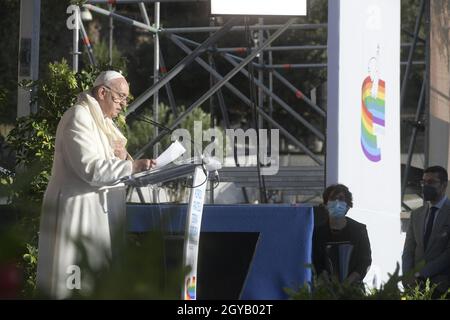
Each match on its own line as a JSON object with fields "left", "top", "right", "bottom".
{"left": 127, "top": 203, "right": 314, "bottom": 300}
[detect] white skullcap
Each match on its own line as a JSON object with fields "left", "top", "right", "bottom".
{"left": 93, "top": 70, "right": 125, "bottom": 87}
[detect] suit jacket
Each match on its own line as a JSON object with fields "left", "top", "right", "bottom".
{"left": 402, "top": 199, "right": 450, "bottom": 291}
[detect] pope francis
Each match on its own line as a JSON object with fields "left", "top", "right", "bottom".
{"left": 36, "top": 71, "right": 155, "bottom": 299}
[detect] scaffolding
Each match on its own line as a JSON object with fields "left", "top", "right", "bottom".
{"left": 71, "top": 0, "right": 426, "bottom": 205}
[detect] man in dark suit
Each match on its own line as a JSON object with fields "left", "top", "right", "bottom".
{"left": 402, "top": 166, "right": 450, "bottom": 296}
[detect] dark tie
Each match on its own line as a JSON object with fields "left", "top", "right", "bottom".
{"left": 424, "top": 206, "right": 438, "bottom": 249}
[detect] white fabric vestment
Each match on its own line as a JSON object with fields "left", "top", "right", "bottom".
{"left": 36, "top": 92, "right": 132, "bottom": 299}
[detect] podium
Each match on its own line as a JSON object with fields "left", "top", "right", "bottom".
{"left": 121, "top": 159, "right": 215, "bottom": 300}
{"left": 127, "top": 204, "right": 314, "bottom": 299}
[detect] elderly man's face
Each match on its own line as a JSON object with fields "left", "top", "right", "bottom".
{"left": 97, "top": 78, "right": 130, "bottom": 119}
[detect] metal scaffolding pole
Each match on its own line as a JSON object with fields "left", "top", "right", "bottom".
{"left": 72, "top": 6, "right": 80, "bottom": 72}
{"left": 257, "top": 18, "right": 264, "bottom": 130}
{"left": 137, "top": 1, "right": 178, "bottom": 116}
{"left": 79, "top": 17, "right": 97, "bottom": 66}
{"left": 159, "top": 53, "right": 178, "bottom": 116}
{"left": 271, "top": 70, "right": 325, "bottom": 117}
{"left": 177, "top": 36, "right": 426, "bottom": 69}
{"left": 214, "top": 69, "right": 230, "bottom": 128}
{"left": 108, "top": 3, "right": 114, "bottom": 65}
{"left": 207, "top": 18, "right": 215, "bottom": 205}
{"left": 221, "top": 52, "right": 324, "bottom": 141}
{"left": 133, "top": 18, "right": 298, "bottom": 159}
{"left": 17, "top": 0, "right": 41, "bottom": 117}
{"left": 401, "top": 78, "right": 426, "bottom": 205}
{"left": 266, "top": 28, "right": 275, "bottom": 188}
{"left": 402, "top": 28, "right": 426, "bottom": 43}
{"left": 168, "top": 34, "right": 322, "bottom": 165}
{"left": 423, "top": 0, "right": 431, "bottom": 172}
{"left": 125, "top": 17, "right": 239, "bottom": 117}
{"left": 168, "top": 35, "right": 240, "bottom": 127}
{"left": 214, "top": 43, "right": 421, "bottom": 53}
{"left": 400, "top": 0, "right": 426, "bottom": 112}
{"left": 138, "top": 2, "right": 151, "bottom": 26}
{"left": 172, "top": 34, "right": 325, "bottom": 140}
{"left": 236, "top": 60, "right": 329, "bottom": 69}
{"left": 161, "top": 23, "right": 327, "bottom": 34}
{"left": 400, "top": 0, "right": 427, "bottom": 209}
{"left": 215, "top": 45, "right": 328, "bottom": 53}
{"left": 83, "top": 4, "right": 159, "bottom": 33}
{"left": 267, "top": 31, "right": 274, "bottom": 126}
{"left": 153, "top": 2, "right": 160, "bottom": 157}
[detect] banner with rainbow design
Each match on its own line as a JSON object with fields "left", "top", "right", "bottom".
{"left": 361, "top": 76, "right": 385, "bottom": 162}
{"left": 182, "top": 167, "right": 208, "bottom": 300}
{"left": 327, "top": 0, "right": 401, "bottom": 287}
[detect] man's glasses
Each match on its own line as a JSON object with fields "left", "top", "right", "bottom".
{"left": 420, "top": 179, "right": 441, "bottom": 187}
{"left": 103, "top": 85, "right": 130, "bottom": 104}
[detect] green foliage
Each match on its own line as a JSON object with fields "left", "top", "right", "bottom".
{"left": 126, "top": 103, "right": 212, "bottom": 158}
{"left": 22, "top": 243, "right": 38, "bottom": 297}
{"left": 287, "top": 263, "right": 450, "bottom": 300}
{"left": 0, "top": 207, "right": 39, "bottom": 298}
{"left": 0, "top": 87, "right": 7, "bottom": 109}
{"left": 6, "top": 60, "right": 95, "bottom": 202}
{"left": 83, "top": 39, "right": 128, "bottom": 75}
{"left": 285, "top": 266, "right": 367, "bottom": 300}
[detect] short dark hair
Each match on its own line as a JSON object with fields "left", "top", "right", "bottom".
{"left": 424, "top": 166, "right": 448, "bottom": 183}
{"left": 322, "top": 184, "right": 353, "bottom": 208}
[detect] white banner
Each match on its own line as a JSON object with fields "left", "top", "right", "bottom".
{"left": 182, "top": 166, "right": 208, "bottom": 300}
{"left": 327, "top": 0, "right": 402, "bottom": 286}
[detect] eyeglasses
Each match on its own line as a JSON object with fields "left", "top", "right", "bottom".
{"left": 420, "top": 179, "right": 441, "bottom": 187}
{"left": 103, "top": 85, "right": 130, "bottom": 104}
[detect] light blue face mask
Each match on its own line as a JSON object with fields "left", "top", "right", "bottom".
{"left": 326, "top": 200, "right": 348, "bottom": 218}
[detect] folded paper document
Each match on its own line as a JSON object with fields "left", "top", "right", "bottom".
{"left": 154, "top": 140, "right": 186, "bottom": 169}
{"left": 115, "top": 140, "right": 187, "bottom": 185}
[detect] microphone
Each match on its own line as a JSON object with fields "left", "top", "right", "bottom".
{"left": 203, "top": 156, "right": 222, "bottom": 172}
{"left": 133, "top": 114, "right": 174, "bottom": 134}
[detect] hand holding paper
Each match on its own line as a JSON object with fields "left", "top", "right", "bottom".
{"left": 154, "top": 140, "right": 186, "bottom": 169}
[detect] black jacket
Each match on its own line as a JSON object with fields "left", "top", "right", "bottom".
{"left": 312, "top": 214, "right": 372, "bottom": 281}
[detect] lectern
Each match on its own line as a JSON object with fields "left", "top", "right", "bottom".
{"left": 121, "top": 159, "right": 217, "bottom": 300}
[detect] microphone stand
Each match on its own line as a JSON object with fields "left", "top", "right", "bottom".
{"left": 135, "top": 115, "right": 174, "bottom": 135}
{"left": 130, "top": 115, "right": 178, "bottom": 203}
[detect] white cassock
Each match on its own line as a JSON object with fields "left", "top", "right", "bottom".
{"left": 36, "top": 91, "right": 133, "bottom": 299}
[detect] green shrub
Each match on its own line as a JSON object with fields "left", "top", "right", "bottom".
{"left": 286, "top": 263, "right": 450, "bottom": 300}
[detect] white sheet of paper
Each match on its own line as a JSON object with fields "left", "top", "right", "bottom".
{"left": 154, "top": 140, "right": 186, "bottom": 169}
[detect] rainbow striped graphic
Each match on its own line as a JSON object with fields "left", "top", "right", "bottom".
{"left": 185, "top": 276, "right": 196, "bottom": 300}
{"left": 361, "top": 76, "right": 385, "bottom": 162}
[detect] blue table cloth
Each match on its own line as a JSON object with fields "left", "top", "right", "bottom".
{"left": 127, "top": 203, "right": 314, "bottom": 299}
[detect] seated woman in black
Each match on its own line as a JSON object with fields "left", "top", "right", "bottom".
{"left": 313, "top": 184, "right": 372, "bottom": 284}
